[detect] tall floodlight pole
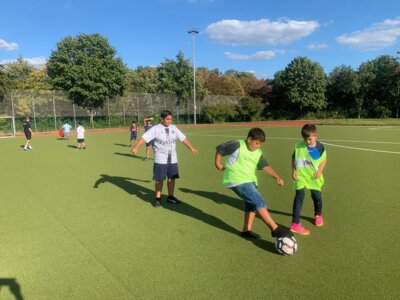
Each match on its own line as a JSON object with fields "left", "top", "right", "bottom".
{"left": 188, "top": 28, "right": 199, "bottom": 125}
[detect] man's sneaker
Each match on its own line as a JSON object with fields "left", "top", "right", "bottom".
{"left": 28, "top": 146, "right": 33, "bottom": 150}
{"left": 290, "top": 223, "right": 310, "bottom": 235}
{"left": 153, "top": 199, "right": 161, "bottom": 207}
{"left": 23, "top": 147, "right": 28, "bottom": 151}
{"left": 315, "top": 215, "right": 324, "bottom": 227}
{"left": 241, "top": 231, "right": 261, "bottom": 239}
{"left": 167, "top": 196, "right": 181, "bottom": 204}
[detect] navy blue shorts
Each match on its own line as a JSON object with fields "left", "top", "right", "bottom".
{"left": 130, "top": 133, "right": 137, "bottom": 140}
{"left": 153, "top": 163, "right": 179, "bottom": 181}
{"left": 77, "top": 138, "right": 84, "bottom": 143}
{"left": 146, "top": 140, "right": 155, "bottom": 147}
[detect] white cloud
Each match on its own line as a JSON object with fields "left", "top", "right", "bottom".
{"left": 336, "top": 17, "right": 400, "bottom": 50}
{"left": 224, "top": 50, "right": 277, "bottom": 61}
{"left": 0, "top": 39, "right": 19, "bottom": 51}
{"left": 205, "top": 18, "right": 319, "bottom": 46}
{"left": 308, "top": 43, "right": 328, "bottom": 50}
{"left": 0, "top": 56, "right": 47, "bottom": 67}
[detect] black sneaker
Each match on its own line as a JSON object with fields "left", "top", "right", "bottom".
{"left": 167, "top": 196, "right": 181, "bottom": 204}
{"left": 241, "top": 231, "right": 261, "bottom": 239}
{"left": 153, "top": 199, "right": 161, "bottom": 207}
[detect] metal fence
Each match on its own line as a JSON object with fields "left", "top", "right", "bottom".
{"left": 0, "top": 90, "right": 242, "bottom": 132}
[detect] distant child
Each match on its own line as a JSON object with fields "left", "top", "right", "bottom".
{"left": 290, "top": 124, "right": 327, "bottom": 235}
{"left": 143, "top": 117, "right": 154, "bottom": 160}
{"left": 131, "top": 110, "right": 197, "bottom": 207}
{"left": 215, "top": 128, "right": 293, "bottom": 239}
{"left": 23, "top": 117, "right": 33, "bottom": 150}
{"left": 61, "top": 121, "right": 73, "bottom": 140}
{"left": 129, "top": 121, "right": 138, "bottom": 147}
{"left": 76, "top": 122, "right": 86, "bottom": 149}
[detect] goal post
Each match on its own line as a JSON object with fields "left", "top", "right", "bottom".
{"left": 0, "top": 116, "right": 16, "bottom": 138}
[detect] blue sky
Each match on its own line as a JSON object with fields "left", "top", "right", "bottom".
{"left": 1, "top": 0, "right": 400, "bottom": 79}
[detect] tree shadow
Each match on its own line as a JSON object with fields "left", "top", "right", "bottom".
{"left": 0, "top": 278, "right": 24, "bottom": 300}
{"left": 93, "top": 175, "right": 277, "bottom": 254}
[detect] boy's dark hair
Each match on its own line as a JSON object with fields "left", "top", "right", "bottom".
{"left": 247, "top": 128, "right": 266, "bottom": 142}
{"left": 301, "top": 124, "right": 317, "bottom": 138}
{"left": 78, "top": 122, "right": 82, "bottom": 126}
{"left": 160, "top": 110, "right": 173, "bottom": 119}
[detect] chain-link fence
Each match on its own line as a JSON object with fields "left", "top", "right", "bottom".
{"left": 0, "top": 90, "right": 243, "bottom": 132}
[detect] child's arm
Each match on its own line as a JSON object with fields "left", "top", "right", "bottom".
{"left": 182, "top": 138, "right": 198, "bottom": 154}
{"left": 263, "top": 166, "right": 284, "bottom": 186}
{"left": 292, "top": 157, "right": 298, "bottom": 180}
{"left": 315, "top": 159, "right": 327, "bottom": 179}
{"left": 131, "top": 137, "right": 145, "bottom": 154}
{"left": 214, "top": 153, "right": 225, "bottom": 171}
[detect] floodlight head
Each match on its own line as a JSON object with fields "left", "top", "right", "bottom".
{"left": 188, "top": 28, "right": 199, "bottom": 34}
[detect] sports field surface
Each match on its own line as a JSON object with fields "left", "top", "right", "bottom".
{"left": 1, "top": 123, "right": 399, "bottom": 299}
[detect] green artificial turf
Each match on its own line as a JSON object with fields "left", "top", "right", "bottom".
{"left": 0, "top": 124, "right": 399, "bottom": 299}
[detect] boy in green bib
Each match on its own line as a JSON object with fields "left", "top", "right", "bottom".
{"left": 290, "top": 124, "right": 327, "bottom": 235}
{"left": 215, "top": 128, "right": 292, "bottom": 239}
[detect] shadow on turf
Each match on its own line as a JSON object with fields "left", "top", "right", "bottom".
{"left": 67, "top": 145, "right": 78, "bottom": 149}
{"left": 179, "top": 187, "right": 314, "bottom": 228}
{"left": 114, "top": 152, "right": 150, "bottom": 160}
{"left": 93, "top": 175, "right": 277, "bottom": 254}
{"left": 114, "top": 143, "right": 131, "bottom": 147}
{"left": 0, "top": 278, "right": 24, "bottom": 300}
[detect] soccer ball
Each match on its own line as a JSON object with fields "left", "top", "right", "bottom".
{"left": 275, "top": 236, "right": 298, "bottom": 256}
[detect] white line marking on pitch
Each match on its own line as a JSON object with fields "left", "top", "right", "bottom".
{"left": 323, "top": 143, "right": 400, "bottom": 155}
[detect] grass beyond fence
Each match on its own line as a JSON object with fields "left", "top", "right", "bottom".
{"left": 0, "top": 124, "right": 399, "bottom": 299}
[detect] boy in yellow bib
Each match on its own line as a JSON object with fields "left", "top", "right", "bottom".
{"left": 215, "top": 128, "right": 292, "bottom": 239}
{"left": 290, "top": 124, "right": 327, "bottom": 235}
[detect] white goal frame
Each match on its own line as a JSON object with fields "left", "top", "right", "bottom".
{"left": 0, "top": 116, "right": 16, "bottom": 138}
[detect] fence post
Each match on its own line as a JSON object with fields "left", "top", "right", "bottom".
{"left": 136, "top": 96, "right": 139, "bottom": 123}
{"left": 122, "top": 96, "right": 126, "bottom": 125}
{"left": 31, "top": 91, "right": 37, "bottom": 131}
{"left": 150, "top": 94, "right": 153, "bottom": 116}
{"left": 10, "top": 91, "right": 16, "bottom": 132}
{"left": 107, "top": 99, "right": 111, "bottom": 127}
{"left": 53, "top": 93, "right": 57, "bottom": 131}
{"left": 73, "top": 103, "right": 77, "bottom": 129}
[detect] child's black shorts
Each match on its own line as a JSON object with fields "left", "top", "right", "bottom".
{"left": 153, "top": 163, "right": 179, "bottom": 181}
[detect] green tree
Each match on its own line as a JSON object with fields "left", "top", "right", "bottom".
{"left": 0, "top": 64, "right": 6, "bottom": 101}
{"left": 357, "top": 60, "right": 375, "bottom": 118}
{"left": 326, "top": 65, "right": 360, "bottom": 117}
{"left": 236, "top": 96, "right": 265, "bottom": 121}
{"left": 197, "top": 67, "right": 244, "bottom": 96}
{"left": 155, "top": 51, "right": 206, "bottom": 120}
{"left": 127, "top": 66, "right": 157, "bottom": 93}
{"left": 358, "top": 55, "right": 399, "bottom": 118}
{"left": 47, "top": 33, "right": 127, "bottom": 124}
{"left": 370, "top": 55, "right": 399, "bottom": 118}
{"left": 3, "top": 56, "right": 35, "bottom": 90}
{"left": 281, "top": 57, "right": 327, "bottom": 117}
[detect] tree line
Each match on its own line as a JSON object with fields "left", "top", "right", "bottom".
{"left": 1, "top": 33, "right": 399, "bottom": 123}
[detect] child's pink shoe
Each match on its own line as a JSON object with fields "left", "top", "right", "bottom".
{"left": 290, "top": 223, "right": 310, "bottom": 235}
{"left": 315, "top": 215, "right": 324, "bottom": 226}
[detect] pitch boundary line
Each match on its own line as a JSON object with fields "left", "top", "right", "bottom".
{"left": 188, "top": 132, "right": 400, "bottom": 145}
{"left": 322, "top": 142, "right": 400, "bottom": 155}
